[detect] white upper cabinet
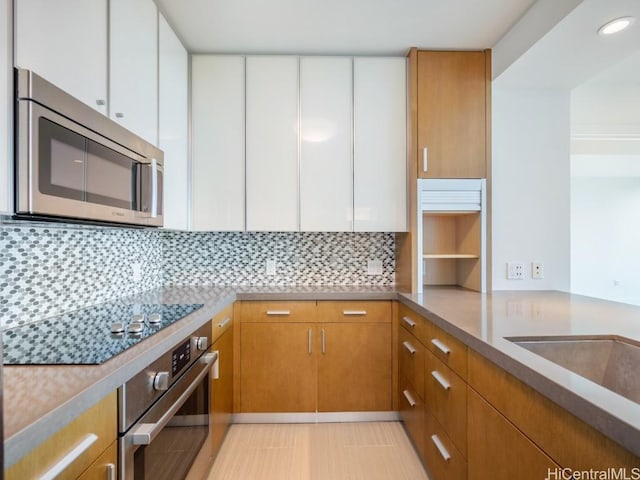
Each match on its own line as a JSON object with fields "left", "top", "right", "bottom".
{"left": 15, "top": 0, "right": 108, "bottom": 114}
{"left": 353, "top": 57, "right": 407, "bottom": 232}
{"left": 300, "top": 57, "right": 353, "bottom": 232}
{"left": 245, "top": 56, "right": 299, "bottom": 232}
{"left": 158, "top": 14, "right": 188, "bottom": 231}
{"left": 109, "top": 0, "right": 158, "bottom": 145}
{"left": 191, "top": 55, "right": 246, "bottom": 231}
{"left": 1, "top": 0, "right": 12, "bottom": 214}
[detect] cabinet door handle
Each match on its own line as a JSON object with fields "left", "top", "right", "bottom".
{"left": 431, "top": 338, "right": 451, "bottom": 355}
{"left": 402, "top": 389, "right": 416, "bottom": 407}
{"left": 106, "top": 463, "right": 116, "bottom": 480}
{"left": 402, "top": 316, "right": 416, "bottom": 328}
{"left": 431, "top": 434, "right": 451, "bottom": 462}
{"left": 115, "top": 112, "right": 124, "bottom": 118}
{"left": 431, "top": 370, "right": 451, "bottom": 391}
{"left": 217, "top": 317, "right": 231, "bottom": 328}
{"left": 96, "top": 99, "right": 106, "bottom": 106}
{"left": 343, "top": 310, "right": 367, "bottom": 316}
{"left": 402, "top": 341, "right": 416, "bottom": 355}
{"left": 322, "top": 328, "right": 326, "bottom": 354}
{"left": 308, "top": 329, "right": 312, "bottom": 354}
{"left": 423, "top": 147, "right": 428, "bottom": 172}
{"left": 38, "top": 433, "right": 98, "bottom": 480}
{"left": 267, "top": 310, "right": 290, "bottom": 316}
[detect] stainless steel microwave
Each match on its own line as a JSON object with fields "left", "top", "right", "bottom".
{"left": 14, "top": 69, "right": 163, "bottom": 227}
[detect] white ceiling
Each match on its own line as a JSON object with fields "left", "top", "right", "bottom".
{"left": 156, "top": 0, "right": 536, "bottom": 55}
{"left": 495, "top": 0, "right": 640, "bottom": 89}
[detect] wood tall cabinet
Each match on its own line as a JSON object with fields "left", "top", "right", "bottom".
{"left": 238, "top": 301, "right": 393, "bottom": 414}
{"left": 397, "top": 48, "right": 491, "bottom": 293}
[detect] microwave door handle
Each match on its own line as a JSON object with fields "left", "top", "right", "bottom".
{"left": 150, "top": 159, "right": 158, "bottom": 218}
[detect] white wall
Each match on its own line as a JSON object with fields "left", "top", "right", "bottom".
{"left": 571, "top": 171, "right": 640, "bottom": 306}
{"left": 492, "top": 88, "right": 571, "bottom": 290}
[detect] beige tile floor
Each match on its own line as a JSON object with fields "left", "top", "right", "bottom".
{"left": 207, "top": 422, "right": 430, "bottom": 480}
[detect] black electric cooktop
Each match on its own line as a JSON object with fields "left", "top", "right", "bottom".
{"left": 2, "top": 303, "right": 203, "bottom": 365}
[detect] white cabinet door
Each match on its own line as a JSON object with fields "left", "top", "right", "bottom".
{"left": 191, "top": 55, "right": 245, "bottom": 231}
{"left": 300, "top": 57, "right": 353, "bottom": 232}
{"left": 15, "top": 0, "right": 108, "bottom": 114}
{"left": 246, "top": 56, "right": 299, "bottom": 231}
{"left": 109, "top": 0, "right": 158, "bottom": 145}
{"left": 354, "top": 57, "right": 407, "bottom": 232}
{"left": 158, "top": 14, "right": 188, "bottom": 231}
{"left": 0, "top": 0, "right": 11, "bottom": 213}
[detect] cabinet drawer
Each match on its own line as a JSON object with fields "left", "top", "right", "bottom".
{"left": 425, "top": 350, "right": 467, "bottom": 457}
{"left": 399, "top": 327, "right": 425, "bottom": 399}
{"left": 426, "top": 319, "right": 468, "bottom": 379}
{"left": 398, "top": 303, "right": 427, "bottom": 342}
{"left": 6, "top": 391, "right": 117, "bottom": 480}
{"left": 424, "top": 412, "right": 467, "bottom": 480}
{"left": 318, "top": 301, "right": 391, "bottom": 323}
{"left": 77, "top": 441, "right": 117, "bottom": 480}
{"left": 211, "top": 304, "right": 234, "bottom": 342}
{"left": 399, "top": 376, "right": 425, "bottom": 458}
{"left": 239, "top": 301, "right": 317, "bottom": 323}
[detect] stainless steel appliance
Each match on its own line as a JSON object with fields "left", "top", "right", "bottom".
{"left": 119, "top": 321, "right": 218, "bottom": 480}
{"left": 14, "top": 68, "right": 163, "bottom": 226}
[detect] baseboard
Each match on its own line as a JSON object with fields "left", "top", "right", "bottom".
{"left": 232, "top": 411, "right": 401, "bottom": 424}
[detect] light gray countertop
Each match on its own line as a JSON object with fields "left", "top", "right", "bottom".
{"left": 3, "top": 286, "right": 640, "bottom": 467}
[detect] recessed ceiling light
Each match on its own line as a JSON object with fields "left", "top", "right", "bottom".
{"left": 598, "top": 16, "right": 635, "bottom": 36}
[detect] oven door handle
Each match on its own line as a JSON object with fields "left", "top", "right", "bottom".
{"left": 130, "top": 353, "right": 216, "bottom": 446}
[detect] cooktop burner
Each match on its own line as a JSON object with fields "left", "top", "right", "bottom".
{"left": 2, "top": 303, "right": 204, "bottom": 365}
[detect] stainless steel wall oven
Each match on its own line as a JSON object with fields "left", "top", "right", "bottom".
{"left": 119, "top": 321, "right": 217, "bottom": 479}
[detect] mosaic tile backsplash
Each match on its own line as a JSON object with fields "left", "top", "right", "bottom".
{"left": 1, "top": 223, "right": 395, "bottom": 329}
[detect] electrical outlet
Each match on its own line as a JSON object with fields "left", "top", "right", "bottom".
{"left": 266, "top": 259, "right": 276, "bottom": 276}
{"left": 507, "top": 262, "right": 524, "bottom": 280}
{"left": 131, "top": 262, "right": 142, "bottom": 282}
{"left": 532, "top": 262, "right": 544, "bottom": 279}
{"left": 367, "top": 260, "right": 383, "bottom": 275}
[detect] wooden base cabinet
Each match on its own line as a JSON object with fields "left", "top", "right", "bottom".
{"left": 6, "top": 392, "right": 117, "bottom": 480}
{"left": 239, "top": 301, "right": 392, "bottom": 413}
{"left": 210, "top": 310, "right": 234, "bottom": 458}
{"left": 467, "top": 388, "right": 558, "bottom": 480}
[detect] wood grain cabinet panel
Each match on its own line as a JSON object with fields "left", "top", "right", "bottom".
{"left": 399, "top": 375, "right": 425, "bottom": 457}
{"left": 424, "top": 412, "right": 467, "bottom": 480}
{"left": 317, "top": 300, "right": 391, "bottom": 323}
{"left": 76, "top": 441, "right": 116, "bottom": 480}
{"left": 318, "top": 322, "right": 392, "bottom": 412}
{"left": 416, "top": 50, "right": 489, "bottom": 179}
{"left": 467, "top": 349, "right": 640, "bottom": 470}
{"left": 398, "top": 303, "right": 427, "bottom": 344}
{"left": 399, "top": 326, "right": 425, "bottom": 399}
{"left": 6, "top": 392, "right": 117, "bottom": 480}
{"left": 210, "top": 325, "right": 234, "bottom": 459}
{"left": 240, "top": 322, "right": 317, "bottom": 413}
{"left": 467, "top": 387, "right": 558, "bottom": 480}
{"left": 424, "top": 349, "right": 467, "bottom": 458}
{"left": 239, "top": 301, "right": 317, "bottom": 323}
{"left": 425, "top": 319, "right": 468, "bottom": 380}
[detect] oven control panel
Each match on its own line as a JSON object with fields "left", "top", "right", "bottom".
{"left": 172, "top": 339, "right": 191, "bottom": 376}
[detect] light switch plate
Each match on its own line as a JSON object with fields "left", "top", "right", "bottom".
{"left": 367, "top": 260, "right": 383, "bottom": 275}
{"left": 266, "top": 259, "right": 276, "bottom": 276}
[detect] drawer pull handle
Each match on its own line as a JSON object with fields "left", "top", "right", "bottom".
{"left": 322, "top": 328, "right": 326, "bottom": 354}
{"left": 423, "top": 147, "right": 428, "bottom": 172}
{"left": 402, "top": 316, "right": 416, "bottom": 328}
{"left": 217, "top": 317, "right": 231, "bottom": 328}
{"left": 431, "top": 338, "right": 451, "bottom": 355}
{"left": 266, "top": 310, "right": 290, "bottom": 316}
{"left": 106, "top": 463, "right": 116, "bottom": 480}
{"left": 431, "top": 434, "right": 451, "bottom": 462}
{"left": 38, "top": 433, "right": 98, "bottom": 480}
{"left": 402, "top": 389, "right": 416, "bottom": 407}
{"left": 343, "top": 310, "right": 367, "bottom": 316}
{"left": 308, "top": 329, "right": 313, "bottom": 354}
{"left": 402, "top": 341, "right": 417, "bottom": 355}
{"left": 431, "top": 370, "right": 451, "bottom": 390}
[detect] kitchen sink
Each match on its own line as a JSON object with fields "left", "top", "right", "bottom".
{"left": 507, "top": 335, "right": 640, "bottom": 404}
